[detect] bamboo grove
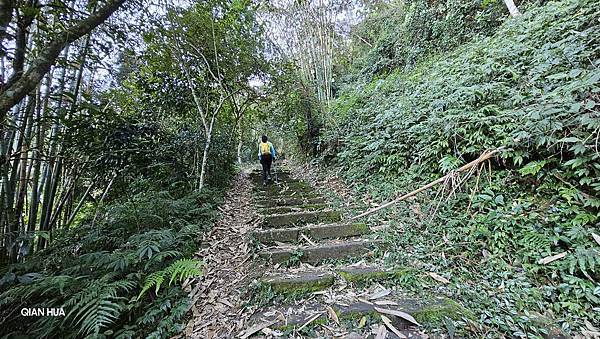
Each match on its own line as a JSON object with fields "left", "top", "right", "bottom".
{"left": 0, "top": 0, "right": 133, "bottom": 265}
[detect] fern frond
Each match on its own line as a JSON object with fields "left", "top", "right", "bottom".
{"left": 165, "top": 259, "right": 202, "bottom": 285}
{"left": 63, "top": 279, "right": 132, "bottom": 336}
{"left": 138, "top": 271, "right": 165, "bottom": 300}
{"left": 518, "top": 229, "right": 552, "bottom": 254}
{"left": 563, "top": 247, "right": 600, "bottom": 275}
{"left": 0, "top": 275, "right": 76, "bottom": 305}
{"left": 138, "top": 259, "right": 202, "bottom": 300}
{"left": 144, "top": 250, "right": 183, "bottom": 270}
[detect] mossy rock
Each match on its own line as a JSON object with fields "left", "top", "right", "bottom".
{"left": 254, "top": 192, "right": 320, "bottom": 203}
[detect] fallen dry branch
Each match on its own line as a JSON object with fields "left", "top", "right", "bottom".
{"left": 350, "top": 147, "right": 505, "bottom": 221}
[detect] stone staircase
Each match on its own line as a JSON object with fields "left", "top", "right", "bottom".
{"left": 250, "top": 169, "right": 380, "bottom": 267}
{"left": 246, "top": 167, "right": 463, "bottom": 336}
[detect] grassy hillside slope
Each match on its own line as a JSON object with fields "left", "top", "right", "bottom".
{"left": 323, "top": 0, "right": 599, "bottom": 335}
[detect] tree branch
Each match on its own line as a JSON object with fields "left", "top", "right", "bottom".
{"left": 0, "top": 0, "right": 128, "bottom": 120}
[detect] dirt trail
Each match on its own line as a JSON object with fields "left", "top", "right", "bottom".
{"left": 187, "top": 172, "right": 259, "bottom": 338}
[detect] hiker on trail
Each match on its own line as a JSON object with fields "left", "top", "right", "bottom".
{"left": 258, "top": 135, "right": 276, "bottom": 186}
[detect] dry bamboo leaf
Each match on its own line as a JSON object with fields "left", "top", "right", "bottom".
{"left": 581, "top": 330, "right": 600, "bottom": 338}
{"left": 220, "top": 299, "right": 234, "bottom": 308}
{"left": 368, "top": 289, "right": 391, "bottom": 300}
{"left": 185, "top": 320, "right": 194, "bottom": 337}
{"left": 326, "top": 305, "right": 339, "bottom": 325}
{"left": 375, "top": 325, "right": 387, "bottom": 339}
{"left": 300, "top": 233, "right": 317, "bottom": 246}
{"left": 358, "top": 297, "right": 374, "bottom": 305}
{"left": 538, "top": 252, "right": 568, "bottom": 265}
{"left": 585, "top": 320, "right": 600, "bottom": 332}
{"left": 374, "top": 306, "right": 421, "bottom": 326}
{"left": 297, "top": 312, "right": 323, "bottom": 331}
{"left": 206, "top": 326, "right": 216, "bottom": 339}
{"left": 428, "top": 272, "right": 450, "bottom": 284}
{"left": 239, "top": 318, "right": 279, "bottom": 339}
{"left": 592, "top": 233, "right": 600, "bottom": 247}
{"left": 381, "top": 314, "right": 407, "bottom": 338}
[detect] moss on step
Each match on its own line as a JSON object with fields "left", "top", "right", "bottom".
{"left": 352, "top": 222, "right": 368, "bottom": 232}
{"left": 255, "top": 196, "right": 326, "bottom": 208}
{"left": 337, "top": 266, "right": 412, "bottom": 283}
{"left": 254, "top": 182, "right": 313, "bottom": 195}
{"left": 265, "top": 274, "right": 335, "bottom": 295}
{"left": 260, "top": 203, "right": 328, "bottom": 215}
{"left": 271, "top": 279, "right": 333, "bottom": 295}
{"left": 412, "top": 298, "right": 475, "bottom": 325}
{"left": 262, "top": 210, "right": 342, "bottom": 228}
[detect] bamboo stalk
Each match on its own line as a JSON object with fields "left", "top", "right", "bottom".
{"left": 349, "top": 147, "right": 505, "bottom": 221}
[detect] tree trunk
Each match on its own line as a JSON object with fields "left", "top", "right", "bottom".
{"left": 27, "top": 70, "right": 53, "bottom": 236}
{"left": 66, "top": 175, "right": 98, "bottom": 227}
{"left": 236, "top": 118, "right": 243, "bottom": 164}
{"left": 5, "top": 97, "right": 32, "bottom": 262}
{"left": 14, "top": 93, "right": 35, "bottom": 234}
{"left": 5, "top": 3, "right": 36, "bottom": 89}
{"left": 198, "top": 132, "right": 211, "bottom": 191}
{"left": 0, "top": 0, "right": 13, "bottom": 59}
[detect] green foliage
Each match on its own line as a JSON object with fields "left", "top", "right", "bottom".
{"left": 518, "top": 160, "right": 547, "bottom": 177}
{"left": 63, "top": 279, "right": 135, "bottom": 336}
{"left": 326, "top": 0, "right": 599, "bottom": 201}
{"left": 2, "top": 0, "right": 263, "bottom": 337}
{"left": 138, "top": 259, "right": 203, "bottom": 299}
{"left": 339, "top": 0, "right": 507, "bottom": 83}
{"left": 318, "top": 0, "right": 600, "bottom": 335}
{"left": 0, "top": 186, "right": 225, "bottom": 338}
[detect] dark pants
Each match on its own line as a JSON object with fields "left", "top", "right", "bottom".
{"left": 260, "top": 154, "right": 272, "bottom": 183}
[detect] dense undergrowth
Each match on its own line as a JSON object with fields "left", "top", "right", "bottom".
{"left": 0, "top": 97, "right": 237, "bottom": 337}
{"left": 0, "top": 185, "right": 226, "bottom": 338}
{"left": 340, "top": 0, "right": 508, "bottom": 82}
{"left": 320, "top": 0, "right": 599, "bottom": 336}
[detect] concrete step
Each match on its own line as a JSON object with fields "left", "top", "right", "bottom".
{"left": 248, "top": 296, "right": 466, "bottom": 333}
{"left": 250, "top": 172, "right": 292, "bottom": 181}
{"left": 251, "top": 169, "right": 291, "bottom": 174}
{"left": 252, "top": 180, "right": 298, "bottom": 189}
{"left": 259, "top": 203, "right": 329, "bottom": 216}
{"left": 262, "top": 209, "right": 342, "bottom": 228}
{"left": 337, "top": 265, "right": 409, "bottom": 283}
{"left": 254, "top": 186, "right": 314, "bottom": 198}
{"left": 260, "top": 270, "right": 335, "bottom": 294}
{"left": 255, "top": 196, "right": 326, "bottom": 208}
{"left": 253, "top": 222, "right": 369, "bottom": 244}
{"left": 251, "top": 178, "right": 298, "bottom": 188}
{"left": 259, "top": 239, "right": 383, "bottom": 264}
